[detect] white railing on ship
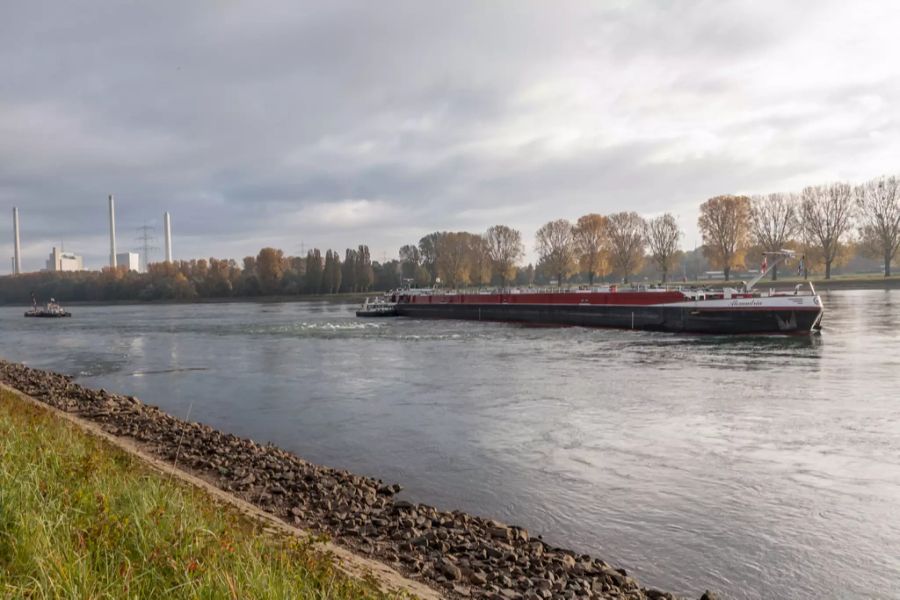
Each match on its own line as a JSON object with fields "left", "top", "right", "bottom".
{"left": 393, "top": 282, "right": 818, "bottom": 297}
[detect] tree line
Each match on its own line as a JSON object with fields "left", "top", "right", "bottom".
{"left": 701, "top": 174, "right": 900, "bottom": 280}
{"left": 2, "top": 174, "right": 897, "bottom": 304}
{"left": 397, "top": 173, "right": 900, "bottom": 287}
{"left": 0, "top": 245, "right": 405, "bottom": 304}
{"left": 397, "top": 213, "right": 681, "bottom": 289}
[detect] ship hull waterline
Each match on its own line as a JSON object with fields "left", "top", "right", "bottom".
{"left": 393, "top": 303, "right": 823, "bottom": 335}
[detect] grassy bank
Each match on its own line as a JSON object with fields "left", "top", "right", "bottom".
{"left": 0, "top": 388, "right": 398, "bottom": 600}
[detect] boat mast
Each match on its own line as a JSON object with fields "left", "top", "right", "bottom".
{"left": 744, "top": 250, "right": 796, "bottom": 292}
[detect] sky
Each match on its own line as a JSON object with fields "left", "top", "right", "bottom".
{"left": 2, "top": 0, "right": 899, "bottom": 272}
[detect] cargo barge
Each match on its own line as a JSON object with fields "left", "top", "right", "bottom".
{"left": 358, "top": 251, "right": 824, "bottom": 335}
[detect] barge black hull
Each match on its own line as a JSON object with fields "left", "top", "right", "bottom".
{"left": 395, "top": 303, "right": 823, "bottom": 335}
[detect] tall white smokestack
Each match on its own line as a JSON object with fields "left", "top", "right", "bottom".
{"left": 12, "top": 207, "right": 21, "bottom": 275}
{"left": 164, "top": 211, "right": 172, "bottom": 262}
{"left": 108, "top": 194, "right": 117, "bottom": 268}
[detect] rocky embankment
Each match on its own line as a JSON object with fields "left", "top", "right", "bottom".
{"left": 0, "top": 360, "right": 716, "bottom": 600}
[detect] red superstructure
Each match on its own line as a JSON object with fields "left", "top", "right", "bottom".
{"left": 399, "top": 289, "right": 687, "bottom": 307}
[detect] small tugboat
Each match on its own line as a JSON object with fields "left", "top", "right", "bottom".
{"left": 25, "top": 296, "right": 71, "bottom": 318}
{"left": 356, "top": 296, "right": 398, "bottom": 317}
{"left": 357, "top": 250, "right": 824, "bottom": 335}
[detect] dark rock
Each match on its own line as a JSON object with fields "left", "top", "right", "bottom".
{"left": 440, "top": 558, "right": 462, "bottom": 581}
{"left": 378, "top": 483, "right": 402, "bottom": 495}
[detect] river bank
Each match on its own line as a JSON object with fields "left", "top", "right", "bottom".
{"left": 3, "top": 274, "right": 899, "bottom": 308}
{"left": 0, "top": 291, "right": 371, "bottom": 308}
{"left": 0, "top": 359, "right": 713, "bottom": 600}
{"left": 0, "top": 384, "right": 408, "bottom": 599}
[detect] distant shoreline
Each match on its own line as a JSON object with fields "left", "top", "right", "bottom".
{"left": 0, "top": 292, "right": 370, "bottom": 308}
{"left": 2, "top": 276, "right": 898, "bottom": 308}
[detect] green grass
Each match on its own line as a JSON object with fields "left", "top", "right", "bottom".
{"left": 0, "top": 388, "right": 401, "bottom": 600}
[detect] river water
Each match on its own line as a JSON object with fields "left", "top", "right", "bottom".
{"left": 1, "top": 290, "right": 898, "bottom": 599}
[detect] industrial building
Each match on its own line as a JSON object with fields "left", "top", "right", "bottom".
{"left": 116, "top": 252, "right": 141, "bottom": 272}
{"left": 6, "top": 198, "right": 174, "bottom": 275}
{"left": 45, "top": 247, "right": 84, "bottom": 272}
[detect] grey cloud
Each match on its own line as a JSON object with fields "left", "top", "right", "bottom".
{"left": 2, "top": 0, "right": 899, "bottom": 271}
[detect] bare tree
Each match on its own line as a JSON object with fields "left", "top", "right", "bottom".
{"left": 855, "top": 175, "right": 900, "bottom": 277}
{"left": 606, "top": 212, "right": 646, "bottom": 283}
{"left": 399, "top": 244, "right": 420, "bottom": 276}
{"left": 572, "top": 214, "right": 609, "bottom": 284}
{"left": 750, "top": 193, "right": 799, "bottom": 280}
{"left": 355, "top": 245, "right": 374, "bottom": 291}
{"left": 645, "top": 213, "right": 682, "bottom": 283}
{"left": 698, "top": 195, "right": 751, "bottom": 281}
{"left": 800, "top": 183, "right": 855, "bottom": 279}
{"left": 535, "top": 219, "right": 577, "bottom": 286}
{"left": 485, "top": 225, "right": 524, "bottom": 286}
{"left": 418, "top": 232, "right": 446, "bottom": 283}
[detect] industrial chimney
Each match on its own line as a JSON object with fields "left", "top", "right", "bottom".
{"left": 164, "top": 211, "right": 172, "bottom": 262}
{"left": 108, "top": 195, "right": 117, "bottom": 268}
{"left": 12, "top": 207, "right": 21, "bottom": 275}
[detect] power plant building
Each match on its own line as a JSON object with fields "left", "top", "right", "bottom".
{"left": 45, "top": 247, "right": 84, "bottom": 272}
{"left": 116, "top": 252, "right": 141, "bottom": 272}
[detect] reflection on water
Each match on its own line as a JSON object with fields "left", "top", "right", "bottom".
{"left": 1, "top": 290, "right": 899, "bottom": 600}
{"left": 130, "top": 367, "right": 209, "bottom": 377}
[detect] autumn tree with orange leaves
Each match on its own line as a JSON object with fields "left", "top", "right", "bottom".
{"left": 698, "top": 195, "right": 751, "bottom": 281}
{"left": 573, "top": 214, "right": 609, "bottom": 284}
{"left": 256, "top": 247, "right": 285, "bottom": 294}
{"left": 606, "top": 212, "right": 646, "bottom": 283}
{"left": 536, "top": 219, "right": 577, "bottom": 286}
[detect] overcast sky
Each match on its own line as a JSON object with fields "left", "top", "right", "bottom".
{"left": 2, "top": 0, "right": 899, "bottom": 271}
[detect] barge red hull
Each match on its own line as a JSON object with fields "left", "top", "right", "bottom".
{"left": 390, "top": 291, "right": 824, "bottom": 335}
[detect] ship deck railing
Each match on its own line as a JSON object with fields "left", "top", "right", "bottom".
{"left": 394, "top": 281, "right": 820, "bottom": 299}
{"left": 397, "top": 284, "right": 694, "bottom": 296}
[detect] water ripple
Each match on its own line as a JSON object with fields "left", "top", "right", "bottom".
{"left": 0, "top": 291, "right": 898, "bottom": 599}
